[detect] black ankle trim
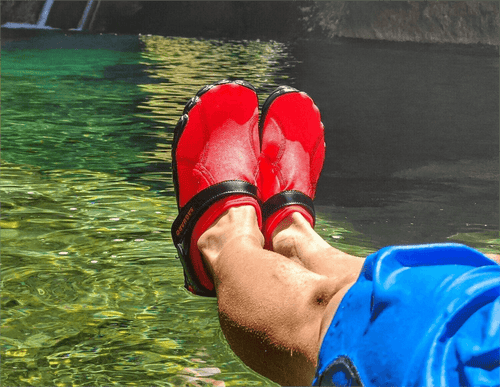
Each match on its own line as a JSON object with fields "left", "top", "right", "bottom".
{"left": 262, "top": 190, "right": 315, "bottom": 222}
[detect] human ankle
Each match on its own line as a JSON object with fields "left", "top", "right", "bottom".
{"left": 198, "top": 205, "right": 263, "bottom": 264}
{"left": 272, "top": 210, "right": 338, "bottom": 258}
{"left": 271, "top": 211, "right": 311, "bottom": 257}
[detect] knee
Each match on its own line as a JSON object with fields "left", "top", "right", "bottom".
{"left": 317, "top": 280, "right": 357, "bottom": 346}
{"left": 310, "top": 276, "right": 350, "bottom": 308}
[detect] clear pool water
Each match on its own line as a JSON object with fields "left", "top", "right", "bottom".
{"left": 1, "top": 31, "right": 498, "bottom": 386}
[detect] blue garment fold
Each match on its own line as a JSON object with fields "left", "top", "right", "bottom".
{"left": 313, "top": 243, "right": 500, "bottom": 387}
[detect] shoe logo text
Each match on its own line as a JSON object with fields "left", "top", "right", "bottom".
{"left": 176, "top": 207, "right": 194, "bottom": 236}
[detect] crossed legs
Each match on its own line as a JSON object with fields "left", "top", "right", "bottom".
{"left": 172, "top": 80, "right": 500, "bottom": 386}
{"left": 198, "top": 205, "right": 365, "bottom": 386}
{"left": 171, "top": 80, "right": 500, "bottom": 387}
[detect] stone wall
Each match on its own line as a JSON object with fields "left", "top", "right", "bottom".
{"left": 304, "top": 1, "right": 500, "bottom": 46}
{"left": 2, "top": 1, "right": 499, "bottom": 45}
{"left": 1, "top": 0, "right": 45, "bottom": 25}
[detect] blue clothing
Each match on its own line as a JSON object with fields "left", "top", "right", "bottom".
{"left": 313, "top": 243, "right": 500, "bottom": 387}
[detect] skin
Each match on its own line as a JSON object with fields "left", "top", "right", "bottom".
{"left": 198, "top": 205, "right": 364, "bottom": 386}
{"left": 198, "top": 205, "right": 500, "bottom": 386}
{"left": 179, "top": 82, "right": 500, "bottom": 385}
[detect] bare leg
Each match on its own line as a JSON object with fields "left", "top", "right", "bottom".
{"left": 198, "top": 206, "right": 364, "bottom": 386}
{"left": 486, "top": 253, "right": 500, "bottom": 264}
{"left": 271, "top": 206, "right": 364, "bottom": 278}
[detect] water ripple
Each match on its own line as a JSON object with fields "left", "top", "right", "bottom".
{"left": 0, "top": 161, "right": 277, "bottom": 386}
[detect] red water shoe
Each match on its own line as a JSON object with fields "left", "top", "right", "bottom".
{"left": 171, "top": 80, "right": 262, "bottom": 297}
{"left": 258, "top": 86, "right": 325, "bottom": 249}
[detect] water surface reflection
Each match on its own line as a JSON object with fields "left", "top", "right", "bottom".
{"left": 135, "top": 35, "right": 299, "bottom": 193}
{"left": 1, "top": 32, "right": 498, "bottom": 387}
{"left": 2, "top": 33, "right": 305, "bottom": 387}
{"left": 289, "top": 39, "right": 499, "bottom": 247}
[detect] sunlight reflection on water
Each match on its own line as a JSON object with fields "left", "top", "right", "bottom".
{"left": 0, "top": 159, "right": 372, "bottom": 386}
{"left": 2, "top": 32, "right": 497, "bottom": 387}
{"left": 2, "top": 34, "right": 301, "bottom": 387}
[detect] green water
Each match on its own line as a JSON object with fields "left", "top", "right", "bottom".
{"left": 1, "top": 33, "right": 375, "bottom": 387}
{"left": 3, "top": 32, "right": 498, "bottom": 387}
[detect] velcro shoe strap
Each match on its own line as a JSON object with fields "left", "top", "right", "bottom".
{"left": 262, "top": 190, "right": 315, "bottom": 222}
{"left": 171, "top": 180, "right": 259, "bottom": 259}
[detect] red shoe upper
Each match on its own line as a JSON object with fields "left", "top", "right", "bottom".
{"left": 259, "top": 90, "right": 325, "bottom": 204}
{"left": 175, "top": 82, "right": 261, "bottom": 208}
{"left": 259, "top": 88, "right": 325, "bottom": 247}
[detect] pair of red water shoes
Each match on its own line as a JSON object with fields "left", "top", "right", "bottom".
{"left": 171, "top": 80, "right": 325, "bottom": 296}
